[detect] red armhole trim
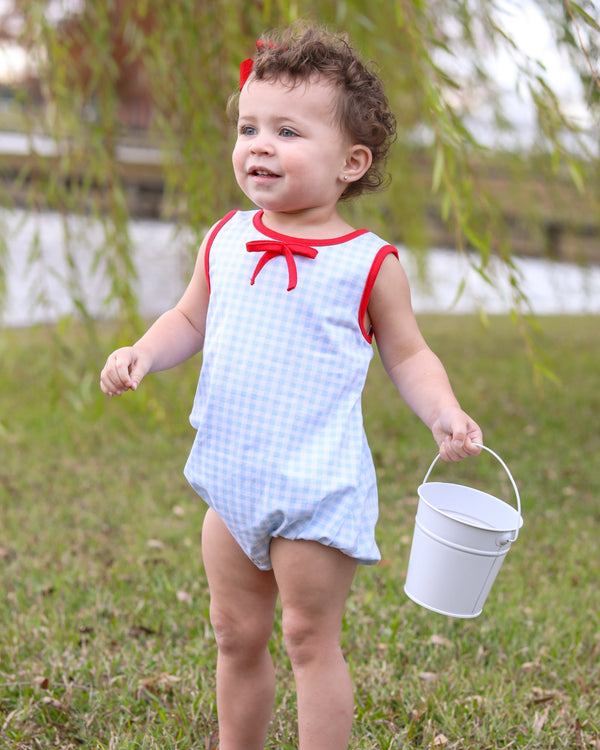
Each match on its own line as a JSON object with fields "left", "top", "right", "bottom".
{"left": 204, "top": 210, "right": 237, "bottom": 294}
{"left": 359, "top": 244, "right": 399, "bottom": 343}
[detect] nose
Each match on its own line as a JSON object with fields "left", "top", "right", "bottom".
{"left": 249, "top": 132, "right": 274, "bottom": 155}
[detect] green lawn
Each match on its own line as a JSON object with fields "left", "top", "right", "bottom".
{"left": 1, "top": 315, "right": 599, "bottom": 749}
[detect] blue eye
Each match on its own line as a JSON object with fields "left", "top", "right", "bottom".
{"left": 280, "top": 127, "right": 297, "bottom": 138}
{"left": 239, "top": 125, "right": 257, "bottom": 136}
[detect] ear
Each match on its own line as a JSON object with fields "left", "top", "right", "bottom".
{"left": 340, "top": 144, "right": 372, "bottom": 184}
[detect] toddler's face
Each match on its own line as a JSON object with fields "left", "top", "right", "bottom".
{"left": 233, "top": 75, "right": 352, "bottom": 222}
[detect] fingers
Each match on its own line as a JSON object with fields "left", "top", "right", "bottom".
{"left": 439, "top": 437, "right": 468, "bottom": 462}
{"left": 100, "top": 349, "right": 138, "bottom": 396}
{"left": 129, "top": 358, "right": 150, "bottom": 391}
{"left": 439, "top": 436, "right": 478, "bottom": 462}
{"left": 434, "top": 413, "right": 483, "bottom": 462}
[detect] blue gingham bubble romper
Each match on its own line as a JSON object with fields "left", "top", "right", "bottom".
{"left": 184, "top": 210, "right": 398, "bottom": 570}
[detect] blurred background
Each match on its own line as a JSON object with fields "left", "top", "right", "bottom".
{"left": 1, "top": 0, "right": 599, "bottom": 333}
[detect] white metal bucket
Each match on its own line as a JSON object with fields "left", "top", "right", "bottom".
{"left": 404, "top": 444, "right": 522, "bottom": 618}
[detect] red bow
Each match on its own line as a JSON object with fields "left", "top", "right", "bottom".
{"left": 239, "top": 40, "right": 281, "bottom": 90}
{"left": 239, "top": 58, "right": 253, "bottom": 90}
{"left": 246, "top": 240, "right": 318, "bottom": 291}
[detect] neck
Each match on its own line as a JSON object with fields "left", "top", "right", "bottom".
{"left": 260, "top": 207, "right": 354, "bottom": 239}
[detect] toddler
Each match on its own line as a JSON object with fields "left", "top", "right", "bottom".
{"left": 101, "top": 24, "right": 482, "bottom": 750}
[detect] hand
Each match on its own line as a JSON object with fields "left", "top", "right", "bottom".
{"left": 100, "top": 347, "right": 150, "bottom": 396}
{"left": 431, "top": 409, "right": 483, "bottom": 462}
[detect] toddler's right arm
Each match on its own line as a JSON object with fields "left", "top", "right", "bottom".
{"left": 100, "top": 229, "right": 211, "bottom": 397}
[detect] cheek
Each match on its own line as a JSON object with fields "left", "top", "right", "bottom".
{"left": 231, "top": 142, "right": 245, "bottom": 175}
{"left": 277, "top": 148, "right": 307, "bottom": 176}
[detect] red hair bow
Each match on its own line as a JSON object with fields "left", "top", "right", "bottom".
{"left": 239, "top": 39, "right": 279, "bottom": 90}
{"left": 239, "top": 58, "right": 253, "bottom": 90}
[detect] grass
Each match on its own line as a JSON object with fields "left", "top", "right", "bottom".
{"left": 1, "top": 315, "right": 599, "bottom": 749}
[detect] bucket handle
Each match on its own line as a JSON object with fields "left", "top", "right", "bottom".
{"left": 422, "top": 443, "right": 521, "bottom": 543}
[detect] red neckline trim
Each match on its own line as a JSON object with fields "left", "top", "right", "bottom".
{"left": 253, "top": 210, "right": 367, "bottom": 246}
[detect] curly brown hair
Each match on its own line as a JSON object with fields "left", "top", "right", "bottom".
{"left": 230, "top": 23, "right": 397, "bottom": 201}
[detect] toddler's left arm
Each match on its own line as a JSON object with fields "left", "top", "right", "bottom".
{"left": 368, "top": 254, "right": 482, "bottom": 462}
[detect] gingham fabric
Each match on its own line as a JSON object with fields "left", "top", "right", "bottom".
{"left": 184, "top": 209, "right": 397, "bottom": 570}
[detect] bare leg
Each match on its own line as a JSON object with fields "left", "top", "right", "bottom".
{"left": 270, "top": 539, "right": 357, "bottom": 750}
{"left": 202, "top": 509, "right": 279, "bottom": 750}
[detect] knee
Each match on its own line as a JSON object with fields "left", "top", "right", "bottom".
{"left": 281, "top": 610, "right": 337, "bottom": 668}
{"left": 210, "top": 605, "right": 273, "bottom": 660}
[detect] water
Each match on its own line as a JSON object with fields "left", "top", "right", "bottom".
{"left": 1, "top": 208, "right": 196, "bottom": 326}
{"left": 2, "top": 207, "right": 599, "bottom": 328}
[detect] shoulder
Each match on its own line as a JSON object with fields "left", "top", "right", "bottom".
{"left": 203, "top": 209, "right": 257, "bottom": 263}
{"left": 207, "top": 209, "right": 265, "bottom": 246}
{"left": 369, "top": 250, "right": 411, "bottom": 306}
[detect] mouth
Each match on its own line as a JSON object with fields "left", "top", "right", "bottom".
{"left": 249, "top": 166, "right": 279, "bottom": 178}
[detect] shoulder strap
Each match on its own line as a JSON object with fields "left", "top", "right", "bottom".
{"left": 359, "top": 244, "right": 398, "bottom": 343}
{"left": 204, "top": 210, "right": 238, "bottom": 293}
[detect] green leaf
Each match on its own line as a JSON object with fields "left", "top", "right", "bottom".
{"left": 432, "top": 145, "right": 445, "bottom": 194}
{"left": 441, "top": 192, "right": 452, "bottom": 222}
{"left": 449, "top": 276, "right": 466, "bottom": 308}
{"left": 567, "top": 159, "right": 586, "bottom": 194}
{"left": 570, "top": 2, "right": 600, "bottom": 32}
